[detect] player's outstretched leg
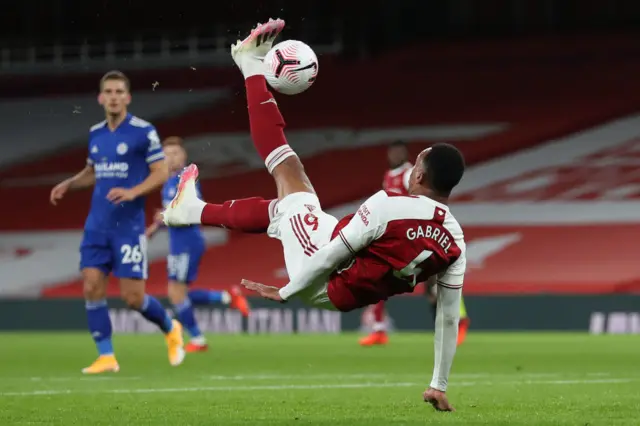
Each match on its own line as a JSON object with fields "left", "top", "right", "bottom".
{"left": 189, "top": 286, "right": 250, "bottom": 317}
{"left": 162, "top": 164, "right": 278, "bottom": 231}
{"left": 179, "top": 286, "right": 250, "bottom": 352}
{"left": 148, "top": 297, "right": 186, "bottom": 366}
{"left": 232, "top": 19, "right": 315, "bottom": 199}
{"left": 360, "top": 301, "right": 389, "bottom": 346}
{"left": 119, "top": 278, "right": 185, "bottom": 366}
{"left": 164, "top": 20, "right": 315, "bottom": 229}
{"left": 172, "top": 295, "right": 207, "bottom": 352}
{"left": 141, "top": 295, "right": 186, "bottom": 366}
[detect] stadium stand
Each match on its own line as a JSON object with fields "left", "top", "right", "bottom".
{"left": 1, "top": 34, "right": 640, "bottom": 297}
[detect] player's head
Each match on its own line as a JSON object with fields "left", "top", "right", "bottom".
{"left": 162, "top": 136, "right": 187, "bottom": 173}
{"left": 408, "top": 143, "right": 465, "bottom": 199}
{"left": 387, "top": 140, "right": 408, "bottom": 169}
{"left": 98, "top": 70, "right": 131, "bottom": 117}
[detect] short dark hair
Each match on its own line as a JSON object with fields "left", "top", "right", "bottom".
{"left": 423, "top": 143, "right": 465, "bottom": 196}
{"left": 389, "top": 139, "right": 406, "bottom": 149}
{"left": 100, "top": 70, "right": 130, "bottom": 91}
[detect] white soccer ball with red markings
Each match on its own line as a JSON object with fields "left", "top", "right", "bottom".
{"left": 264, "top": 40, "right": 318, "bottom": 95}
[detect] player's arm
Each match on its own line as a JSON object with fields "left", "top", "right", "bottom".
{"left": 145, "top": 208, "right": 165, "bottom": 238}
{"left": 66, "top": 165, "right": 96, "bottom": 190}
{"left": 278, "top": 191, "right": 387, "bottom": 300}
{"left": 278, "top": 237, "right": 352, "bottom": 300}
{"left": 429, "top": 253, "right": 465, "bottom": 393}
{"left": 50, "top": 162, "right": 95, "bottom": 205}
{"left": 62, "top": 147, "right": 97, "bottom": 191}
{"left": 130, "top": 160, "right": 169, "bottom": 199}
{"left": 134, "top": 128, "right": 169, "bottom": 197}
{"left": 133, "top": 128, "right": 168, "bottom": 197}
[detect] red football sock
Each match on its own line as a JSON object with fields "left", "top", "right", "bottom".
{"left": 245, "top": 75, "right": 297, "bottom": 173}
{"left": 373, "top": 301, "right": 385, "bottom": 323}
{"left": 200, "top": 197, "right": 277, "bottom": 233}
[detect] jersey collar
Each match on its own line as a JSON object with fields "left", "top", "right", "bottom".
{"left": 418, "top": 195, "right": 450, "bottom": 211}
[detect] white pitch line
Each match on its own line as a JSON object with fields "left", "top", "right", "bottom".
{"left": 26, "top": 376, "right": 141, "bottom": 382}
{"left": 207, "top": 373, "right": 425, "bottom": 381}
{"left": 0, "top": 378, "right": 635, "bottom": 398}
{"left": 205, "top": 372, "right": 610, "bottom": 381}
{"left": 523, "top": 379, "right": 633, "bottom": 385}
{"left": 455, "top": 378, "right": 636, "bottom": 387}
{"left": 0, "top": 382, "right": 418, "bottom": 397}
{"left": 206, "top": 373, "right": 389, "bottom": 381}
{"left": 0, "top": 372, "right": 615, "bottom": 383}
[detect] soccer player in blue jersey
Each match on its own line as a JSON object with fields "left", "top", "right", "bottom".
{"left": 49, "top": 71, "right": 185, "bottom": 373}
{"left": 145, "top": 136, "right": 250, "bottom": 353}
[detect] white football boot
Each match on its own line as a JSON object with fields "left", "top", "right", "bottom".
{"left": 231, "top": 18, "right": 286, "bottom": 78}
{"left": 162, "top": 163, "right": 205, "bottom": 226}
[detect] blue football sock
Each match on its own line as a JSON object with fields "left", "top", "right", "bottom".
{"left": 139, "top": 295, "right": 173, "bottom": 333}
{"left": 86, "top": 299, "right": 114, "bottom": 356}
{"left": 173, "top": 299, "right": 202, "bottom": 338}
{"left": 189, "top": 289, "right": 227, "bottom": 305}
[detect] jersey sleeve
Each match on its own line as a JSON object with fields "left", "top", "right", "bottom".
{"left": 145, "top": 127, "right": 165, "bottom": 164}
{"left": 430, "top": 284, "right": 461, "bottom": 391}
{"left": 437, "top": 247, "right": 466, "bottom": 289}
{"left": 86, "top": 134, "right": 94, "bottom": 166}
{"left": 278, "top": 237, "right": 352, "bottom": 301}
{"left": 337, "top": 190, "right": 389, "bottom": 253}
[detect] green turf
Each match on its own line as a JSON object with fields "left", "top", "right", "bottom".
{"left": 0, "top": 332, "right": 638, "bottom": 425}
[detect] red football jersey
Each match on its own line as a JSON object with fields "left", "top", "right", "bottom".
{"left": 382, "top": 162, "right": 413, "bottom": 196}
{"left": 327, "top": 190, "right": 466, "bottom": 312}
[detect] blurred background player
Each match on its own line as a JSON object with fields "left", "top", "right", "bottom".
{"left": 49, "top": 71, "right": 184, "bottom": 373}
{"left": 359, "top": 140, "right": 470, "bottom": 347}
{"left": 145, "top": 136, "right": 250, "bottom": 352}
{"left": 359, "top": 140, "right": 412, "bottom": 345}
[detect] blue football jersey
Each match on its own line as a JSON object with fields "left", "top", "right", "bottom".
{"left": 162, "top": 173, "right": 206, "bottom": 253}
{"left": 85, "top": 114, "right": 164, "bottom": 232}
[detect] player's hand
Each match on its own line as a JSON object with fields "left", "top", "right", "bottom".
{"left": 241, "top": 279, "right": 284, "bottom": 302}
{"left": 423, "top": 388, "right": 455, "bottom": 412}
{"left": 50, "top": 181, "right": 70, "bottom": 206}
{"left": 107, "top": 187, "right": 137, "bottom": 204}
{"left": 145, "top": 224, "right": 158, "bottom": 239}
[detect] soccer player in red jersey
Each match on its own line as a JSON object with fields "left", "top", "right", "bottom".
{"left": 163, "top": 19, "right": 465, "bottom": 411}
{"left": 360, "top": 141, "right": 470, "bottom": 346}
{"left": 359, "top": 140, "right": 412, "bottom": 346}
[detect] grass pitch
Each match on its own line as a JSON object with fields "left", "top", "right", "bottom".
{"left": 0, "top": 332, "right": 638, "bottom": 425}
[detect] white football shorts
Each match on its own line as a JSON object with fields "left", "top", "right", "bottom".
{"left": 267, "top": 192, "right": 338, "bottom": 310}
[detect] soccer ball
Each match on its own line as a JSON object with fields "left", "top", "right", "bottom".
{"left": 264, "top": 40, "right": 318, "bottom": 95}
